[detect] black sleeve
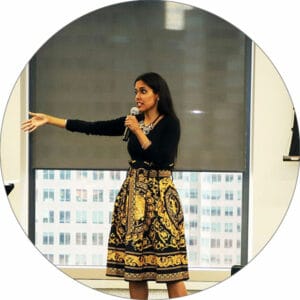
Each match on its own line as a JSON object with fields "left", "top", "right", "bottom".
{"left": 144, "top": 117, "right": 180, "bottom": 166}
{"left": 66, "top": 116, "right": 126, "bottom": 136}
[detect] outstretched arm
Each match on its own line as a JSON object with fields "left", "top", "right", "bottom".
{"left": 21, "top": 112, "right": 67, "bottom": 133}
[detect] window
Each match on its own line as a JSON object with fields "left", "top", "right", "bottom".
{"left": 225, "top": 223, "right": 233, "bottom": 233}
{"left": 93, "top": 171, "right": 104, "bottom": 180}
{"left": 43, "top": 170, "right": 54, "bottom": 180}
{"left": 225, "top": 191, "right": 234, "bottom": 200}
{"left": 60, "top": 170, "right": 71, "bottom": 180}
{"left": 190, "top": 172, "right": 198, "bottom": 182}
{"left": 225, "top": 174, "right": 234, "bottom": 182}
{"left": 60, "top": 189, "right": 71, "bottom": 202}
{"left": 44, "top": 254, "right": 54, "bottom": 263}
{"left": 110, "top": 171, "right": 121, "bottom": 180}
{"left": 109, "top": 189, "right": 119, "bottom": 202}
{"left": 211, "top": 223, "right": 221, "bottom": 233}
{"left": 211, "top": 239, "right": 221, "bottom": 248}
{"left": 59, "top": 254, "right": 70, "bottom": 265}
{"left": 225, "top": 207, "right": 234, "bottom": 216}
{"left": 224, "top": 255, "right": 233, "bottom": 264}
{"left": 43, "top": 189, "right": 54, "bottom": 202}
{"left": 75, "top": 255, "right": 87, "bottom": 265}
{"left": 76, "top": 171, "right": 88, "bottom": 179}
{"left": 43, "top": 232, "right": 54, "bottom": 245}
{"left": 92, "top": 255, "right": 103, "bottom": 265}
{"left": 213, "top": 174, "right": 221, "bottom": 183}
{"left": 190, "top": 205, "right": 198, "bottom": 214}
{"left": 92, "top": 211, "right": 103, "bottom": 224}
{"left": 76, "top": 211, "right": 87, "bottom": 224}
{"left": 93, "top": 189, "right": 103, "bottom": 202}
{"left": 59, "top": 233, "right": 71, "bottom": 245}
{"left": 190, "top": 220, "right": 198, "bottom": 229}
{"left": 76, "top": 233, "right": 87, "bottom": 245}
{"left": 59, "top": 211, "right": 70, "bottom": 223}
{"left": 190, "top": 189, "right": 198, "bottom": 199}
{"left": 76, "top": 189, "right": 87, "bottom": 202}
{"left": 43, "top": 211, "right": 54, "bottom": 223}
{"left": 92, "top": 233, "right": 103, "bottom": 246}
{"left": 224, "top": 239, "right": 233, "bottom": 248}
{"left": 211, "top": 207, "right": 221, "bottom": 216}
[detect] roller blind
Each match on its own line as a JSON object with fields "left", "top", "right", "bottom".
{"left": 30, "top": 1, "right": 250, "bottom": 171}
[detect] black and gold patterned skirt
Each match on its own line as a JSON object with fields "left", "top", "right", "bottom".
{"left": 106, "top": 167, "right": 189, "bottom": 283}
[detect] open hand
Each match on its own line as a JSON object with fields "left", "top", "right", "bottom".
{"left": 21, "top": 112, "right": 49, "bottom": 133}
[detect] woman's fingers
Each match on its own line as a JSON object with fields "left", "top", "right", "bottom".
{"left": 21, "top": 122, "right": 34, "bottom": 132}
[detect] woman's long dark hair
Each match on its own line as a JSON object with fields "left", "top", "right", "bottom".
{"left": 134, "top": 72, "right": 180, "bottom": 160}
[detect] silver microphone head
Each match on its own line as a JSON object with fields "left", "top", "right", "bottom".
{"left": 130, "top": 107, "right": 140, "bottom": 115}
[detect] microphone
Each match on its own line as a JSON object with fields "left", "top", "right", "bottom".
{"left": 123, "top": 107, "right": 140, "bottom": 141}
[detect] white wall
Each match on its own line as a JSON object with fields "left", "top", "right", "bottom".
{"left": 250, "top": 45, "right": 299, "bottom": 258}
{"left": 0, "top": 67, "right": 28, "bottom": 233}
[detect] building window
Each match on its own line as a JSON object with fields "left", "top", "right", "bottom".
{"left": 76, "top": 171, "right": 88, "bottom": 180}
{"left": 211, "top": 207, "right": 221, "bottom": 216}
{"left": 224, "top": 255, "right": 233, "bottom": 264}
{"left": 190, "top": 172, "right": 198, "bottom": 182}
{"left": 43, "top": 210, "right": 54, "bottom": 223}
{"left": 225, "top": 174, "right": 234, "bottom": 182}
{"left": 190, "top": 205, "right": 198, "bottom": 214}
{"left": 92, "top": 233, "right": 103, "bottom": 246}
{"left": 224, "top": 239, "right": 233, "bottom": 248}
{"left": 92, "top": 255, "right": 103, "bottom": 265}
{"left": 211, "top": 238, "right": 221, "bottom": 248}
{"left": 225, "top": 223, "right": 233, "bottom": 233}
{"left": 76, "top": 189, "right": 87, "bottom": 202}
{"left": 59, "top": 211, "right": 70, "bottom": 224}
{"left": 76, "top": 232, "right": 87, "bottom": 245}
{"left": 93, "top": 171, "right": 104, "bottom": 180}
{"left": 43, "top": 189, "right": 54, "bottom": 202}
{"left": 93, "top": 189, "right": 103, "bottom": 202}
{"left": 59, "top": 254, "right": 70, "bottom": 265}
{"left": 59, "top": 233, "right": 71, "bottom": 245}
{"left": 189, "top": 189, "right": 198, "bottom": 199}
{"left": 189, "top": 237, "right": 197, "bottom": 246}
{"left": 110, "top": 171, "right": 121, "bottom": 180}
{"left": 92, "top": 211, "right": 103, "bottom": 224}
{"left": 211, "top": 222, "right": 221, "bottom": 233}
{"left": 60, "top": 170, "right": 71, "bottom": 180}
{"left": 109, "top": 189, "right": 119, "bottom": 202}
{"left": 76, "top": 211, "right": 87, "bottom": 224}
{"left": 60, "top": 189, "right": 71, "bottom": 202}
{"left": 190, "top": 220, "right": 198, "bottom": 229}
{"left": 225, "top": 207, "right": 234, "bottom": 216}
{"left": 75, "top": 254, "right": 87, "bottom": 265}
{"left": 225, "top": 190, "right": 234, "bottom": 200}
{"left": 44, "top": 254, "right": 54, "bottom": 263}
{"left": 43, "top": 232, "right": 54, "bottom": 245}
{"left": 43, "top": 170, "right": 54, "bottom": 180}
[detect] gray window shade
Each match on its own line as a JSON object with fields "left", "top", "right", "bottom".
{"left": 30, "top": 1, "right": 250, "bottom": 171}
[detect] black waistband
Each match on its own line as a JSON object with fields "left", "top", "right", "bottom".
{"left": 128, "top": 160, "right": 174, "bottom": 170}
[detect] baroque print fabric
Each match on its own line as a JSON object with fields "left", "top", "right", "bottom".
{"left": 106, "top": 168, "right": 189, "bottom": 282}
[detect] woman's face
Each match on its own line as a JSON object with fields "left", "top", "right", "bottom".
{"left": 134, "top": 80, "right": 159, "bottom": 113}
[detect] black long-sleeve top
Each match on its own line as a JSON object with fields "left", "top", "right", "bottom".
{"left": 66, "top": 115, "right": 180, "bottom": 170}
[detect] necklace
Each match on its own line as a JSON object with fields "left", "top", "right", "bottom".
{"left": 139, "top": 114, "right": 161, "bottom": 135}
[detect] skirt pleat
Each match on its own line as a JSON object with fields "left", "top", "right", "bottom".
{"left": 106, "top": 169, "right": 189, "bottom": 283}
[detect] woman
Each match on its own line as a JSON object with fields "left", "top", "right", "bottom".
{"left": 22, "top": 72, "right": 189, "bottom": 299}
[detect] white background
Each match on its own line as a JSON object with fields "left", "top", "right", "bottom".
{"left": 0, "top": 1, "right": 299, "bottom": 299}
